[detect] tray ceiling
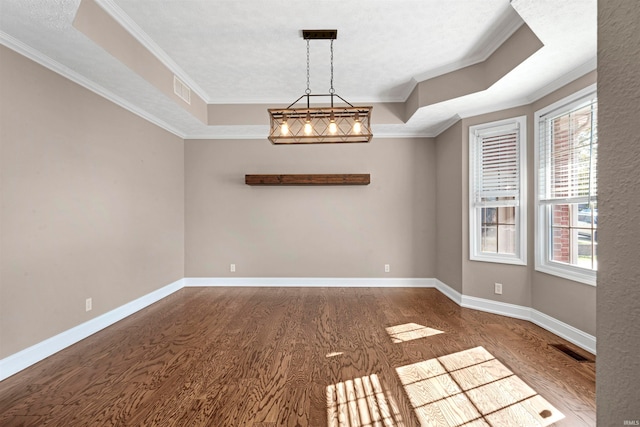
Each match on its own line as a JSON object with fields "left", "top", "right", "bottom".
{"left": 0, "top": 0, "right": 596, "bottom": 139}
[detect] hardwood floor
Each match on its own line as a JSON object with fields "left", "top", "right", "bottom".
{"left": 0, "top": 287, "right": 595, "bottom": 426}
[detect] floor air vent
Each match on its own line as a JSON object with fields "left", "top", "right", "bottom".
{"left": 550, "top": 344, "right": 594, "bottom": 363}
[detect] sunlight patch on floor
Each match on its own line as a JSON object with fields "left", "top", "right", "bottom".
{"left": 385, "top": 323, "right": 444, "bottom": 343}
{"left": 326, "top": 374, "right": 405, "bottom": 427}
{"left": 396, "top": 346, "right": 564, "bottom": 427}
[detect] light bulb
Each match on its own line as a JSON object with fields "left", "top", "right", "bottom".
{"left": 280, "top": 120, "right": 289, "bottom": 135}
{"left": 304, "top": 120, "right": 313, "bottom": 135}
{"left": 329, "top": 120, "right": 337, "bottom": 134}
{"left": 353, "top": 119, "right": 362, "bottom": 134}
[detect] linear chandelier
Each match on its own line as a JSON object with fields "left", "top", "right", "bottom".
{"left": 268, "top": 30, "right": 373, "bottom": 144}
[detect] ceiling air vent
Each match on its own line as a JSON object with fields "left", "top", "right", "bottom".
{"left": 173, "top": 75, "right": 191, "bottom": 105}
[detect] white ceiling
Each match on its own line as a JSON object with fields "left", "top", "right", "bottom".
{"left": 0, "top": 0, "right": 597, "bottom": 139}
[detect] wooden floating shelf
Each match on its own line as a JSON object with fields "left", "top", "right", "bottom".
{"left": 245, "top": 174, "right": 370, "bottom": 186}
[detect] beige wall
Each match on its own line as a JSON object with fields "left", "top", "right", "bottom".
{"left": 0, "top": 46, "right": 185, "bottom": 358}
{"left": 597, "top": 1, "right": 640, "bottom": 423}
{"left": 185, "top": 138, "right": 436, "bottom": 278}
{"left": 435, "top": 120, "right": 463, "bottom": 292}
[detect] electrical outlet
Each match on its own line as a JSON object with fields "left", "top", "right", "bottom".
{"left": 85, "top": 298, "right": 92, "bottom": 312}
{"left": 230, "top": 263, "right": 236, "bottom": 273}
{"left": 384, "top": 264, "right": 390, "bottom": 273}
{"left": 494, "top": 283, "right": 503, "bottom": 295}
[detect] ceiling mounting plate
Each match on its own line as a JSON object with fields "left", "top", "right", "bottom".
{"left": 302, "top": 30, "right": 338, "bottom": 40}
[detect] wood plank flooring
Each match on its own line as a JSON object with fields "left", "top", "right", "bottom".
{"left": 0, "top": 287, "right": 595, "bottom": 426}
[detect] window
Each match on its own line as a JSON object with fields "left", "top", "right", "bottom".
{"left": 469, "top": 116, "right": 527, "bottom": 265}
{"left": 535, "top": 86, "right": 597, "bottom": 285}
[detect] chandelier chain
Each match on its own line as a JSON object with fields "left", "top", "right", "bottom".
{"left": 329, "top": 39, "right": 335, "bottom": 94}
{"left": 305, "top": 39, "right": 311, "bottom": 95}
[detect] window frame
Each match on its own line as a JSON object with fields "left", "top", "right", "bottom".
{"left": 469, "top": 116, "right": 527, "bottom": 265}
{"left": 534, "top": 85, "right": 597, "bottom": 286}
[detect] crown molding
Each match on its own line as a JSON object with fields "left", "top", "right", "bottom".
{"left": 458, "top": 96, "right": 531, "bottom": 120}
{"left": 456, "top": 57, "right": 597, "bottom": 120}
{"left": 526, "top": 56, "right": 597, "bottom": 104}
{"left": 411, "top": 6, "right": 524, "bottom": 86}
{"left": 94, "top": 0, "right": 212, "bottom": 104}
{"left": 426, "top": 114, "right": 462, "bottom": 137}
{"left": 0, "top": 31, "right": 187, "bottom": 139}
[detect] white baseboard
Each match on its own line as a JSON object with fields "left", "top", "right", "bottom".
{"left": 530, "top": 309, "right": 596, "bottom": 355}
{"left": 1, "top": 276, "right": 595, "bottom": 381}
{"left": 0, "top": 279, "right": 184, "bottom": 381}
{"left": 433, "top": 281, "right": 597, "bottom": 355}
{"left": 185, "top": 277, "right": 436, "bottom": 288}
{"left": 434, "top": 279, "right": 463, "bottom": 305}
{"left": 461, "top": 294, "right": 533, "bottom": 321}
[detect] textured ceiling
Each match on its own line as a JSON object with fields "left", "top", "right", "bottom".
{"left": 0, "top": 0, "right": 597, "bottom": 139}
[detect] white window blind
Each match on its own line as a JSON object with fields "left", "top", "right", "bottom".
{"left": 538, "top": 99, "right": 598, "bottom": 204}
{"left": 469, "top": 116, "right": 527, "bottom": 265}
{"left": 472, "top": 123, "right": 521, "bottom": 208}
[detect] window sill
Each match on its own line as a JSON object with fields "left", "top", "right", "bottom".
{"left": 470, "top": 254, "right": 527, "bottom": 266}
{"left": 535, "top": 262, "right": 596, "bottom": 286}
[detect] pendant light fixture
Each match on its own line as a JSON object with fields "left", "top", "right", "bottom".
{"left": 268, "top": 30, "right": 373, "bottom": 144}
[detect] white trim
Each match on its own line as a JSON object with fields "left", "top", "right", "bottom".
{"left": 427, "top": 115, "right": 462, "bottom": 137}
{"left": 526, "top": 57, "right": 597, "bottom": 104}
{"left": 456, "top": 290, "right": 596, "bottom": 355}
{"left": 434, "top": 279, "right": 463, "bottom": 305}
{"left": 461, "top": 294, "right": 532, "bottom": 320}
{"left": 534, "top": 84, "right": 598, "bottom": 120}
{"left": 469, "top": 115, "right": 527, "bottom": 265}
{"left": 455, "top": 59, "right": 597, "bottom": 126}
{"left": 535, "top": 258, "right": 597, "bottom": 286}
{"left": 0, "top": 31, "right": 187, "bottom": 139}
{"left": 0, "top": 279, "right": 184, "bottom": 381}
{"left": 412, "top": 9, "right": 524, "bottom": 85}
{"left": 185, "top": 277, "right": 436, "bottom": 288}
{"left": 530, "top": 309, "right": 596, "bottom": 355}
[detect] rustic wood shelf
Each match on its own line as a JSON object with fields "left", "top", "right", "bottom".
{"left": 245, "top": 174, "right": 370, "bottom": 186}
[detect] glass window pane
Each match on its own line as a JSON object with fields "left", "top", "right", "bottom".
{"left": 551, "top": 226, "right": 571, "bottom": 264}
{"left": 552, "top": 204, "right": 572, "bottom": 227}
{"left": 481, "top": 226, "right": 497, "bottom": 253}
{"left": 497, "top": 224, "right": 516, "bottom": 254}
{"left": 498, "top": 206, "right": 516, "bottom": 225}
{"left": 577, "top": 231, "right": 594, "bottom": 270}
{"left": 482, "top": 208, "right": 497, "bottom": 225}
{"left": 549, "top": 202, "right": 597, "bottom": 271}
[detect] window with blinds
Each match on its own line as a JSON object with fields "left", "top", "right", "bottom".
{"left": 469, "top": 116, "right": 527, "bottom": 265}
{"left": 535, "top": 87, "right": 598, "bottom": 285}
